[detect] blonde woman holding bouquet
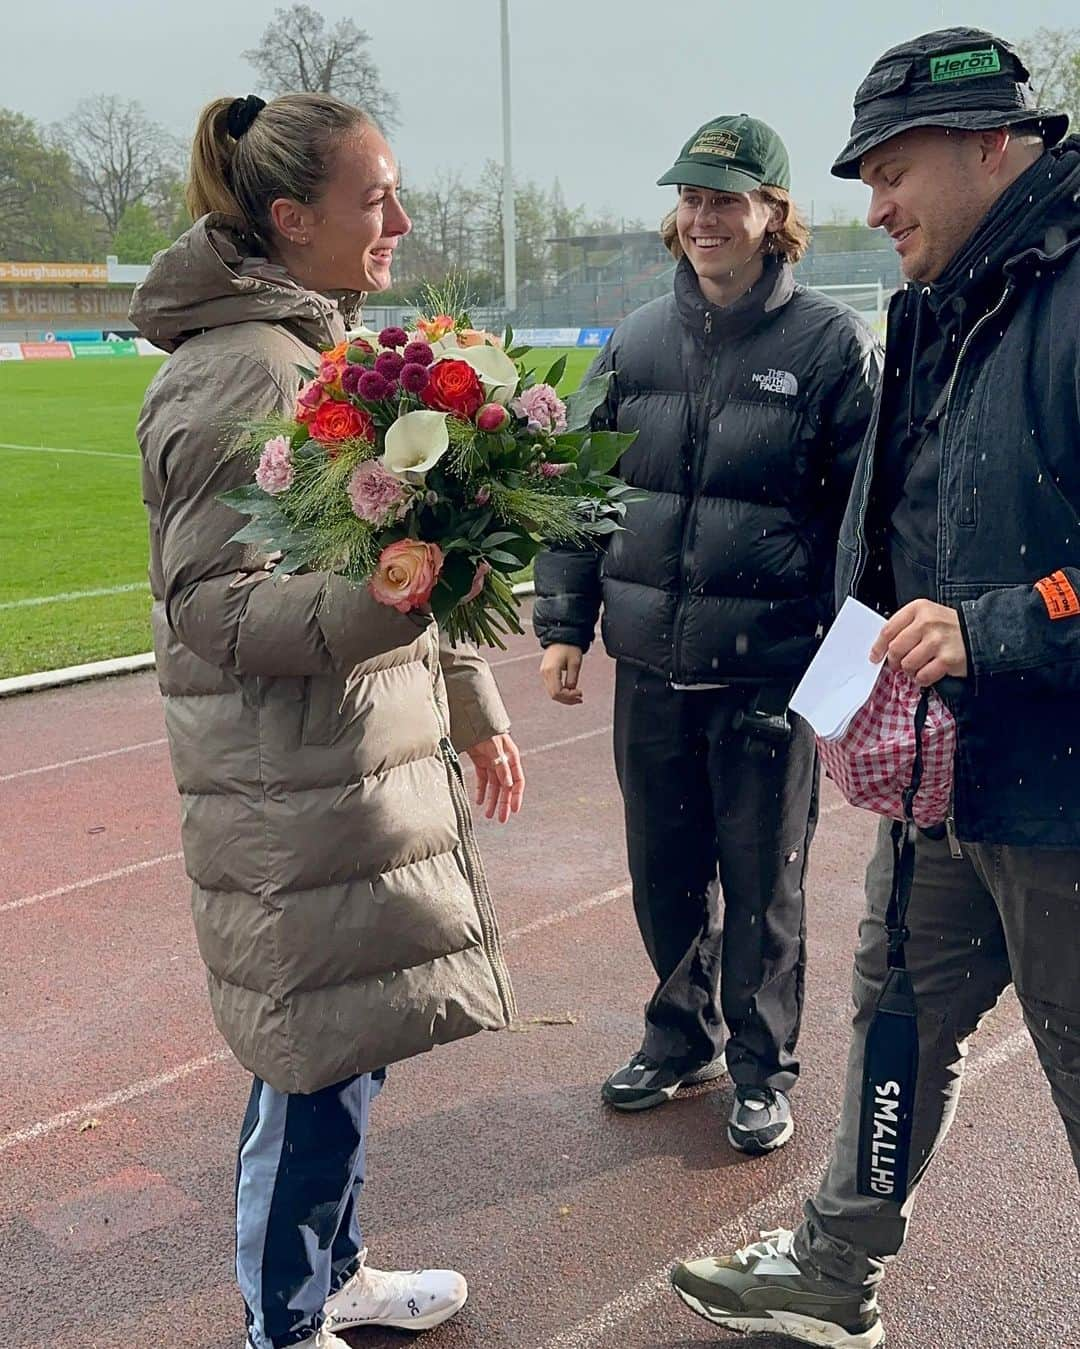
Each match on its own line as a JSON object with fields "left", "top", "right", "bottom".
{"left": 131, "top": 93, "right": 522, "bottom": 1349}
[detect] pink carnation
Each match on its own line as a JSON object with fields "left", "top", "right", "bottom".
{"left": 512, "top": 382, "right": 567, "bottom": 434}
{"left": 539, "top": 460, "right": 572, "bottom": 478}
{"left": 254, "top": 435, "right": 294, "bottom": 494}
{"left": 347, "top": 458, "right": 407, "bottom": 524}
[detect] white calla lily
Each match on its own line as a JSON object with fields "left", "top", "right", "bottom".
{"left": 427, "top": 333, "right": 462, "bottom": 357}
{"left": 435, "top": 342, "right": 519, "bottom": 405}
{"left": 345, "top": 324, "right": 383, "bottom": 346}
{"left": 382, "top": 410, "right": 450, "bottom": 476}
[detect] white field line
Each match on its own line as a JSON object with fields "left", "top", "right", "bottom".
{"left": 0, "top": 582, "right": 147, "bottom": 611}
{"left": 0, "top": 441, "right": 136, "bottom": 461}
{"left": 537, "top": 1026, "right": 1034, "bottom": 1349}
{"left": 0, "top": 738, "right": 168, "bottom": 785}
{"left": 0, "top": 851, "right": 184, "bottom": 915}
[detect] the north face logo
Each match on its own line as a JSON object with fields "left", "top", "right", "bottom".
{"left": 751, "top": 368, "right": 798, "bottom": 396}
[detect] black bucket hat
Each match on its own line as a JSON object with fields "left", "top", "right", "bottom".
{"left": 832, "top": 27, "right": 1070, "bottom": 179}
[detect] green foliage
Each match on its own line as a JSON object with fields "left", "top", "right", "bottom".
{"left": 0, "top": 108, "right": 100, "bottom": 259}
{"left": 111, "top": 202, "right": 171, "bottom": 264}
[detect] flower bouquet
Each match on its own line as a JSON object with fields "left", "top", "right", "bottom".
{"left": 220, "top": 308, "right": 637, "bottom": 648}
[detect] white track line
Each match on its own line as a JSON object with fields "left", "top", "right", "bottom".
{"left": 0, "top": 441, "right": 136, "bottom": 461}
{"left": 0, "top": 1050, "right": 231, "bottom": 1155}
{"left": 0, "top": 727, "right": 610, "bottom": 912}
{"left": 0, "top": 851, "right": 183, "bottom": 915}
{"left": 0, "top": 878, "right": 631, "bottom": 1153}
{"left": 538, "top": 1027, "right": 1034, "bottom": 1349}
{"left": 1, "top": 722, "right": 608, "bottom": 789}
{"left": 0, "top": 582, "right": 147, "bottom": 611}
{"left": 505, "top": 884, "right": 630, "bottom": 942}
{"left": 524, "top": 725, "right": 611, "bottom": 756}
{"left": 0, "top": 738, "right": 168, "bottom": 785}
{"left": 490, "top": 650, "right": 541, "bottom": 669}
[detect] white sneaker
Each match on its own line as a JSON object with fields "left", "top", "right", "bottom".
{"left": 247, "top": 1326, "right": 349, "bottom": 1349}
{"left": 323, "top": 1249, "right": 468, "bottom": 1333}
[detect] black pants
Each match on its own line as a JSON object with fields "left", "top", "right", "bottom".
{"left": 612, "top": 663, "right": 818, "bottom": 1093}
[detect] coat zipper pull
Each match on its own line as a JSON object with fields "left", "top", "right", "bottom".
{"left": 945, "top": 814, "right": 962, "bottom": 859}
{"left": 704, "top": 311, "right": 713, "bottom": 336}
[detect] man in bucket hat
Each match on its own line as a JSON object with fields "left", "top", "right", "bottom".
{"left": 669, "top": 28, "right": 1080, "bottom": 1348}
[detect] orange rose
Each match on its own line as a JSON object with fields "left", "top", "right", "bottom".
{"left": 369, "top": 539, "right": 444, "bottom": 612}
{"left": 323, "top": 340, "right": 350, "bottom": 363}
{"left": 421, "top": 359, "right": 485, "bottom": 419}
{"left": 310, "top": 399, "right": 375, "bottom": 445}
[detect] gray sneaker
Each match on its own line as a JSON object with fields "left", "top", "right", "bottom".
{"left": 601, "top": 1050, "right": 727, "bottom": 1111}
{"left": 671, "top": 1228, "right": 884, "bottom": 1347}
{"left": 728, "top": 1085, "right": 794, "bottom": 1153}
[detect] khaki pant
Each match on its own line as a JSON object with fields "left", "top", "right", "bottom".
{"left": 796, "top": 820, "right": 1080, "bottom": 1292}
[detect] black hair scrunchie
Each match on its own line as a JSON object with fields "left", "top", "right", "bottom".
{"left": 227, "top": 95, "right": 266, "bottom": 139}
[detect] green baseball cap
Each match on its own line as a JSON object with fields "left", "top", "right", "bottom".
{"left": 658, "top": 114, "right": 791, "bottom": 194}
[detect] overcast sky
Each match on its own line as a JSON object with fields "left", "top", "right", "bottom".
{"left": 8, "top": 1, "right": 1077, "bottom": 228}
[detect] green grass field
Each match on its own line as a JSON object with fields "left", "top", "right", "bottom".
{"left": 0, "top": 346, "right": 596, "bottom": 678}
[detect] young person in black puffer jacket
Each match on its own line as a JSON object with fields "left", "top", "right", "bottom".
{"left": 534, "top": 115, "right": 881, "bottom": 1153}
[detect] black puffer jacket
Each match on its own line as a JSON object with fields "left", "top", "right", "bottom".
{"left": 534, "top": 256, "right": 881, "bottom": 685}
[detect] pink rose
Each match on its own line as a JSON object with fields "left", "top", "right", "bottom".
{"left": 254, "top": 435, "right": 294, "bottom": 494}
{"left": 463, "top": 560, "right": 491, "bottom": 604}
{"left": 347, "top": 459, "right": 407, "bottom": 524}
{"left": 476, "top": 402, "right": 510, "bottom": 432}
{"left": 369, "top": 539, "right": 444, "bottom": 612}
{"left": 295, "top": 378, "right": 329, "bottom": 424}
{"left": 512, "top": 382, "right": 567, "bottom": 434}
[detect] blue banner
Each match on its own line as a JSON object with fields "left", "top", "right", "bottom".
{"left": 577, "top": 327, "right": 614, "bottom": 348}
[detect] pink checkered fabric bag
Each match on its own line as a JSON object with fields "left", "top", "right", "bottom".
{"left": 816, "top": 665, "right": 957, "bottom": 828}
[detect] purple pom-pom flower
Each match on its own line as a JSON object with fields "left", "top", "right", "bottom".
{"left": 399, "top": 362, "right": 430, "bottom": 394}
{"left": 374, "top": 350, "right": 405, "bottom": 380}
{"left": 358, "top": 369, "right": 392, "bottom": 400}
{"left": 378, "top": 326, "right": 409, "bottom": 350}
{"left": 402, "top": 340, "right": 434, "bottom": 367}
{"left": 341, "top": 363, "right": 365, "bottom": 395}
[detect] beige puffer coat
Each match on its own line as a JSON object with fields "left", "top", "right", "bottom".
{"left": 131, "top": 217, "right": 515, "bottom": 1094}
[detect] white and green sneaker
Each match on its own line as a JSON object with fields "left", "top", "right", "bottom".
{"left": 671, "top": 1228, "right": 884, "bottom": 1347}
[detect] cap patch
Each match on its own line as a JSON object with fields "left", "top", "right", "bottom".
{"left": 929, "top": 46, "right": 1001, "bottom": 83}
{"left": 688, "top": 129, "right": 741, "bottom": 158}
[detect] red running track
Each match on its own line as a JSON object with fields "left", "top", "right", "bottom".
{"left": 1, "top": 610, "right": 1076, "bottom": 1349}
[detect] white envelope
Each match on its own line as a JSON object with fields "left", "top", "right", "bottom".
{"left": 789, "top": 597, "right": 886, "bottom": 740}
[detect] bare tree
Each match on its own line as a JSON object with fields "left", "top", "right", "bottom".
{"left": 1019, "top": 27, "right": 1080, "bottom": 124}
{"left": 244, "top": 4, "right": 398, "bottom": 128}
{"left": 53, "top": 95, "right": 180, "bottom": 237}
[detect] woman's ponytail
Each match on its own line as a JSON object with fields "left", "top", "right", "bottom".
{"left": 187, "top": 97, "right": 248, "bottom": 225}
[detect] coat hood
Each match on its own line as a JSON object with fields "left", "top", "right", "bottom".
{"left": 129, "top": 214, "right": 364, "bottom": 354}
